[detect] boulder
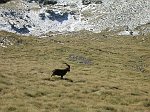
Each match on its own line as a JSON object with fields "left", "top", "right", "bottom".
{"left": 82, "top": 0, "right": 91, "bottom": 5}
{"left": 82, "top": 0, "right": 102, "bottom": 5}
{"left": 44, "top": 0, "right": 57, "bottom": 5}
{"left": 95, "top": 0, "right": 102, "bottom": 4}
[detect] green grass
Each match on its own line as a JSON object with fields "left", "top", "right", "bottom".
{"left": 0, "top": 31, "right": 150, "bottom": 112}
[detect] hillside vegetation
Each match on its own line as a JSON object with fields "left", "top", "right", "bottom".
{"left": 0, "top": 31, "right": 150, "bottom": 112}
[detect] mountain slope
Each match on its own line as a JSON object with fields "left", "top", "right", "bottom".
{"left": 0, "top": 0, "right": 150, "bottom": 35}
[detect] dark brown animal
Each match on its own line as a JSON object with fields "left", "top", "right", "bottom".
{"left": 51, "top": 63, "right": 70, "bottom": 79}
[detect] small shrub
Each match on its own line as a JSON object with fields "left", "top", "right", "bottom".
{"left": 143, "top": 101, "right": 150, "bottom": 107}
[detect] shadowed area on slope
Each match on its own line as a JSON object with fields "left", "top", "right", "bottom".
{"left": 46, "top": 10, "right": 69, "bottom": 23}
{"left": 0, "top": 0, "right": 11, "bottom": 4}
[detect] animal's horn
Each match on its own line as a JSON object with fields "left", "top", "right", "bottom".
{"left": 64, "top": 63, "right": 70, "bottom": 68}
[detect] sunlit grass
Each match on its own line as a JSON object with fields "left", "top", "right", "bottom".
{"left": 0, "top": 31, "right": 150, "bottom": 112}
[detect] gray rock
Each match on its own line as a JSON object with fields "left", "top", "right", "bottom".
{"left": 82, "top": 0, "right": 91, "bottom": 5}
{"left": 82, "top": 0, "right": 102, "bottom": 5}
{"left": 27, "top": 0, "right": 57, "bottom": 4}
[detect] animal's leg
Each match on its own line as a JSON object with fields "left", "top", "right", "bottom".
{"left": 51, "top": 74, "right": 54, "bottom": 77}
{"left": 61, "top": 75, "right": 63, "bottom": 79}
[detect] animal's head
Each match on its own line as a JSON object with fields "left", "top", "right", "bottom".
{"left": 64, "top": 63, "right": 70, "bottom": 71}
{"left": 67, "top": 69, "right": 70, "bottom": 72}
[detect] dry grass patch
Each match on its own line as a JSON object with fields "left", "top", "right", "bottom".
{"left": 0, "top": 31, "right": 150, "bottom": 112}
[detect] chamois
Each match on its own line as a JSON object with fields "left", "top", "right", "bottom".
{"left": 51, "top": 63, "right": 70, "bottom": 79}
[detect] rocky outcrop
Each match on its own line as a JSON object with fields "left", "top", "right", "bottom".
{"left": 82, "top": 0, "right": 91, "bottom": 5}
{"left": 44, "top": 0, "right": 57, "bottom": 5}
{"left": 27, "top": 0, "right": 57, "bottom": 5}
{"left": 0, "top": 35, "right": 23, "bottom": 47}
{"left": 0, "top": 0, "right": 150, "bottom": 36}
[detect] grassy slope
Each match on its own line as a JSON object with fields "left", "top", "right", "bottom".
{"left": 0, "top": 31, "right": 150, "bottom": 112}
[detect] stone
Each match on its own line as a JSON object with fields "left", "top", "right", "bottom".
{"left": 82, "top": 0, "right": 91, "bottom": 5}
{"left": 82, "top": 0, "right": 102, "bottom": 5}
{"left": 43, "top": 0, "right": 57, "bottom": 5}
